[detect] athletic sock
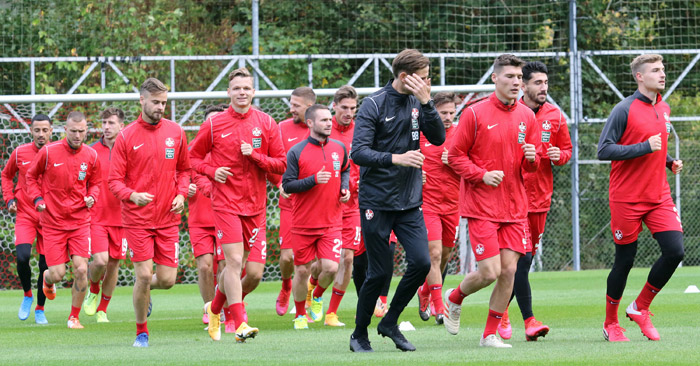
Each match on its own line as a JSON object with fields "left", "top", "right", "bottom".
{"left": 483, "top": 309, "right": 503, "bottom": 337}
{"left": 211, "top": 287, "right": 226, "bottom": 314}
{"left": 327, "top": 287, "right": 345, "bottom": 314}
{"left": 429, "top": 284, "right": 444, "bottom": 313}
{"left": 295, "top": 300, "right": 307, "bottom": 317}
{"left": 35, "top": 305, "right": 44, "bottom": 311}
{"left": 24, "top": 290, "right": 33, "bottom": 298}
{"left": 419, "top": 280, "right": 430, "bottom": 296}
{"left": 96, "top": 295, "right": 112, "bottom": 312}
{"left": 635, "top": 282, "right": 661, "bottom": 311}
{"left": 379, "top": 295, "right": 388, "bottom": 304}
{"left": 70, "top": 306, "right": 81, "bottom": 319}
{"left": 242, "top": 291, "right": 249, "bottom": 301}
{"left": 136, "top": 321, "right": 148, "bottom": 335}
{"left": 90, "top": 280, "right": 100, "bottom": 295}
{"left": 230, "top": 303, "right": 245, "bottom": 328}
{"left": 223, "top": 306, "right": 232, "bottom": 322}
{"left": 605, "top": 295, "right": 621, "bottom": 326}
{"left": 281, "top": 277, "right": 292, "bottom": 292}
{"left": 309, "top": 276, "right": 319, "bottom": 287}
{"left": 448, "top": 286, "right": 468, "bottom": 305}
{"left": 312, "top": 284, "right": 327, "bottom": 299}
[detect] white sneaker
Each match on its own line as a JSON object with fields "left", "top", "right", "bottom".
{"left": 480, "top": 334, "right": 512, "bottom": 348}
{"left": 443, "top": 288, "right": 461, "bottom": 335}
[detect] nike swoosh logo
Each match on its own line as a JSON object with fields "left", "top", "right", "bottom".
{"left": 487, "top": 124, "right": 498, "bottom": 129}
{"left": 22, "top": 161, "right": 31, "bottom": 165}
{"left": 385, "top": 116, "right": 396, "bottom": 122}
{"left": 287, "top": 137, "right": 298, "bottom": 142}
{"left": 53, "top": 163, "right": 64, "bottom": 167}
{"left": 133, "top": 144, "right": 144, "bottom": 150}
{"left": 424, "top": 143, "right": 432, "bottom": 147}
{"left": 221, "top": 132, "right": 232, "bottom": 138}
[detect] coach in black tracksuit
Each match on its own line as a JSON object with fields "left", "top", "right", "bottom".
{"left": 349, "top": 49, "right": 445, "bottom": 353}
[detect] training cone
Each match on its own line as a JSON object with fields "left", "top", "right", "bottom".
{"left": 398, "top": 321, "right": 416, "bottom": 331}
{"left": 684, "top": 285, "right": 700, "bottom": 294}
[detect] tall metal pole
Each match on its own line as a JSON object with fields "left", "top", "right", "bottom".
{"left": 252, "top": 0, "right": 260, "bottom": 106}
{"left": 569, "top": 0, "right": 581, "bottom": 271}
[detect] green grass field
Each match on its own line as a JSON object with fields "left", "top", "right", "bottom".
{"left": 1, "top": 267, "right": 698, "bottom": 365}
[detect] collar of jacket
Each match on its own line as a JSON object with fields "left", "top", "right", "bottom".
{"left": 634, "top": 90, "right": 662, "bottom": 105}
{"left": 61, "top": 137, "right": 83, "bottom": 154}
{"left": 490, "top": 92, "right": 518, "bottom": 112}
{"left": 518, "top": 97, "right": 543, "bottom": 115}
{"left": 227, "top": 105, "right": 254, "bottom": 120}
{"left": 306, "top": 135, "right": 329, "bottom": 147}
{"left": 136, "top": 114, "right": 163, "bottom": 130}
{"left": 385, "top": 79, "right": 410, "bottom": 101}
{"left": 332, "top": 116, "right": 354, "bottom": 133}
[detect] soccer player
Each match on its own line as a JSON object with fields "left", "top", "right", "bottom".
{"left": 109, "top": 78, "right": 191, "bottom": 347}
{"left": 272, "top": 87, "right": 315, "bottom": 316}
{"left": 82, "top": 108, "right": 126, "bottom": 323}
{"left": 282, "top": 104, "right": 350, "bottom": 329}
{"left": 350, "top": 48, "right": 445, "bottom": 353}
{"left": 25, "top": 111, "right": 102, "bottom": 330}
{"left": 444, "top": 54, "right": 539, "bottom": 348}
{"left": 497, "top": 61, "right": 572, "bottom": 341}
{"left": 597, "top": 54, "right": 684, "bottom": 342}
{"left": 2, "top": 114, "right": 53, "bottom": 324}
{"left": 189, "top": 67, "right": 286, "bottom": 342}
{"left": 417, "top": 92, "right": 461, "bottom": 325}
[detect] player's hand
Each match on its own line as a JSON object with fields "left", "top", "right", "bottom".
{"left": 130, "top": 192, "right": 154, "bottom": 206}
{"left": 403, "top": 73, "right": 431, "bottom": 104}
{"left": 279, "top": 185, "right": 291, "bottom": 199}
{"left": 214, "top": 167, "right": 233, "bottom": 183}
{"left": 8, "top": 201, "right": 17, "bottom": 214}
{"left": 648, "top": 133, "right": 662, "bottom": 152}
{"left": 422, "top": 170, "right": 427, "bottom": 185}
{"left": 171, "top": 194, "right": 185, "bottom": 214}
{"left": 441, "top": 148, "right": 449, "bottom": 166}
{"left": 316, "top": 166, "right": 331, "bottom": 184}
{"left": 392, "top": 150, "right": 425, "bottom": 169}
{"left": 547, "top": 146, "right": 561, "bottom": 162}
{"left": 672, "top": 160, "right": 683, "bottom": 174}
{"left": 483, "top": 170, "right": 504, "bottom": 187}
{"left": 37, "top": 204, "right": 46, "bottom": 212}
{"left": 340, "top": 188, "right": 350, "bottom": 203}
{"left": 187, "top": 183, "right": 197, "bottom": 198}
{"left": 241, "top": 141, "right": 253, "bottom": 156}
{"left": 84, "top": 196, "right": 95, "bottom": 208}
{"left": 522, "top": 143, "right": 536, "bottom": 162}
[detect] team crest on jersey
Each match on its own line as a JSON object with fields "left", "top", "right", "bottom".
{"left": 365, "top": 209, "right": 374, "bottom": 221}
{"left": 252, "top": 127, "right": 262, "bottom": 137}
{"left": 217, "top": 230, "right": 223, "bottom": 239}
{"left": 663, "top": 112, "right": 670, "bottom": 122}
{"left": 332, "top": 152, "right": 339, "bottom": 161}
{"left": 80, "top": 162, "right": 88, "bottom": 171}
{"left": 519, "top": 122, "right": 526, "bottom": 132}
{"left": 165, "top": 137, "right": 175, "bottom": 147}
{"left": 411, "top": 108, "right": 419, "bottom": 120}
{"left": 475, "top": 243, "right": 485, "bottom": 255}
{"left": 518, "top": 121, "right": 526, "bottom": 144}
{"left": 542, "top": 121, "right": 551, "bottom": 131}
{"left": 614, "top": 230, "right": 623, "bottom": 240}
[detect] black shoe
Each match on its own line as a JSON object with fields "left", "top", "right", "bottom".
{"left": 349, "top": 334, "right": 373, "bottom": 353}
{"left": 377, "top": 323, "right": 416, "bottom": 352}
{"left": 435, "top": 313, "right": 444, "bottom": 325}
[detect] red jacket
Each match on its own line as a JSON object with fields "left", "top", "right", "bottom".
{"left": 108, "top": 116, "right": 190, "bottom": 229}
{"left": 268, "top": 117, "right": 310, "bottom": 211}
{"left": 89, "top": 138, "right": 122, "bottom": 226}
{"left": 189, "top": 106, "right": 286, "bottom": 216}
{"left": 520, "top": 100, "right": 572, "bottom": 212}
{"left": 188, "top": 148, "right": 215, "bottom": 228}
{"left": 420, "top": 126, "right": 460, "bottom": 214}
{"left": 448, "top": 93, "right": 540, "bottom": 222}
{"left": 25, "top": 139, "right": 101, "bottom": 229}
{"left": 2, "top": 142, "right": 42, "bottom": 222}
{"left": 330, "top": 116, "right": 360, "bottom": 218}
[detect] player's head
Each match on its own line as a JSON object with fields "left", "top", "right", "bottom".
{"left": 203, "top": 103, "right": 227, "bottom": 121}
{"left": 522, "top": 61, "right": 549, "bottom": 106}
{"left": 290, "top": 87, "right": 316, "bottom": 124}
{"left": 392, "top": 49, "right": 431, "bottom": 95}
{"left": 65, "top": 111, "right": 88, "bottom": 149}
{"left": 30, "top": 114, "right": 53, "bottom": 148}
{"left": 492, "top": 54, "right": 526, "bottom": 103}
{"left": 630, "top": 54, "right": 665, "bottom": 93}
{"left": 99, "top": 107, "right": 125, "bottom": 141}
{"left": 433, "top": 92, "right": 460, "bottom": 129}
{"left": 140, "top": 78, "right": 168, "bottom": 124}
{"left": 332, "top": 85, "right": 358, "bottom": 127}
{"left": 305, "top": 104, "right": 333, "bottom": 139}
{"left": 227, "top": 67, "right": 255, "bottom": 111}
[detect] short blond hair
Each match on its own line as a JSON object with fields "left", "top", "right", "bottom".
{"left": 140, "top": 78, "right": 168, "bottom": 95}
{"left": 630, "top": 54, "right": 663, "bottom": 77}
{"left": 66, "top": 111, "right": 86, "bottom": 123}
{"left": 228, "top": 67, "right": 252, "bottom": 81}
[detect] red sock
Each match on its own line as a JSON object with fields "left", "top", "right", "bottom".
{"left": 242, "top": 291, "right": 249, "bottom": 301}
{"left": 483, "top": 309, "right": 503, "bottom": 337}
{"left": 429, "top": 284, "right": 444, "bottom": 313}
{"left": 635, "top": 282, "right": 661, "bottom": 311}
{"left": 96, "top": 295, "right": 112, "bottom": 312}
{"left": 327, "top": 287, "right": 345, "bottom": 314}
{"left": 240, "top": 267, "right": 247, "bottom": 280}
{"left": 230, "top": 303, "right": 245, "bottom": 328}
{"left": 70, "top": 306, "right": 81, "bottom": 319}
{"left": 24, "top": 290, "right": 33, "bottom": 298}
{"left": 223, "top": 306, "right": 232, "bottom": 322}
{"left": 448, "top": 286, "right": 468, "bottom": 305}
{"left": 605, "top": 295, "right": 621, "bottom": 326}
{"left": 281, "top": 277, "right": 292, "bottom": 291}
{"left": 211, "top": 287, "right": 227, "bottom": 314}
{"left": 35, "top": 305, "right": 44, "bottom": 311}
{"left": 309, "top": 276, "right": 319, "bottom": 287}
{"left": 136, "top": 321, "right": 148, "bottom": 335}
{"left": 379, "top": 295, "right": 388, "bottom": 304}
{"left": 419, "top": 280, "right": 430, "bottom": 296}
{"left": 295, "top": 300, "right": 307, "bottom": 317}
{"left": 312, "top": 284, "right": 327, "bottom": 299}
{"left": 90, "top": 280, "right": 100, "bottom": 294}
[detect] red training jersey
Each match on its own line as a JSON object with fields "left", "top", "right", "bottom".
{"left": 188, "top": 147, "right": 215, "bottom": 228}
{"left": 448, "top": 93, "right": 540, "bottom": 222}
{"left": 330, "top": 116, "right": 360, "bottom": 218}
{"left": 108, "top": 116, "right": 190, "bottom": 229}
{"left": 189, "top": 106, "right": 286, "bottom": 216}
{"left": 89, "top": 138, "right": 122, "bottom": 227}
{"left": 2, "top": 142, "right": 42, "bottom": 222}
{"left": 420, "top": 126, "right": 460, "bottom": 214}
{"left": 25, "top": 139, "right": 101, "bottom": 229}
{"left": 268, "top": 117, "right": 310, "bottom": 211}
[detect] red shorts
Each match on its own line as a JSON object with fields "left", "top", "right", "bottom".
{"left": 527, "top": 212, "right": 548, "bottom": 255}
{"left": 215, "top": 212, "right": 267, "bottom": 264}
{"left": 424, "top": 211, "right": 459, "bottom": 248}
{"left": 291, "top": 228, "right": 342, "bottom": 265}
{"left": 466, "top": 218, "right": 530, "bottom": 262}
{"left": 279, "top": 208, "right": 293, "bottom": 250}
{"left": 43, "top": 225, "right": 90, "bottom": 266}
{"left": 90, "top": 224, "right": 127, "bottom": 260}
{"left": 609, "top": 197, "right": 682, "bottom": 245}
{"left": 342, "top": 215, "right": 362, "bottom": 251}
{"left": 189, "top": 226, "right": 218, "bottom": 258}
{"left": 125, "top": 226, "right": 180, "bottom": 267}
{"left": 14, "top": 217, "right": 44, "bottom": 255}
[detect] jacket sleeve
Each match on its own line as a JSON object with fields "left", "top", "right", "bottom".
{"left": 192, "top": 171, "right": 212, "bottom": 198}
{"left": 1, "top": 149, "right": 19, "bottom": 206}
{"left": 598, "top": 105, "right": 652, "bottom": 160}
{"left": 340, "top": 146, "right": 350, "bottom": 191}
{"left": 447, "top": 108, "right": 488, "bottom": 183}
{"left": 522, "top": 113, "right": 540, "bottom": 173}
{"left": 554, "top": 113, "right": 573, "bottom": 166}
{"left": 248, "top": 117, "right": 287, "bottom": 175}
{"left": 25, "top": 147, "right": 46, "bottom": 208}
{"left": 175, "top": 128, "right": 191, "bottom": 197}
{"left": 86, "top": 152, "right": 101, "bottom": 202}
{"left": 419, "top": 101, "right": 446, "bottom": 146}
{"left": 189, "top": 121, "right": 218, "bottom": 179}
{"left": 351, "top": 98, "right": 393, "bottom": 168}
{"left": 282, "top": 146, "right": 316, "bottom": 194}
{"left": 108, "top": 133, "right": 135, "bottom": 202}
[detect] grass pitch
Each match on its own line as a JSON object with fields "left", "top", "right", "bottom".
{"left": 0, "top": 267, "right": 698, "bottom": 365}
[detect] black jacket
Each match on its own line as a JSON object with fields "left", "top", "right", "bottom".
{"left": 351, "top": 80, "right": 445, "bottom": 210}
